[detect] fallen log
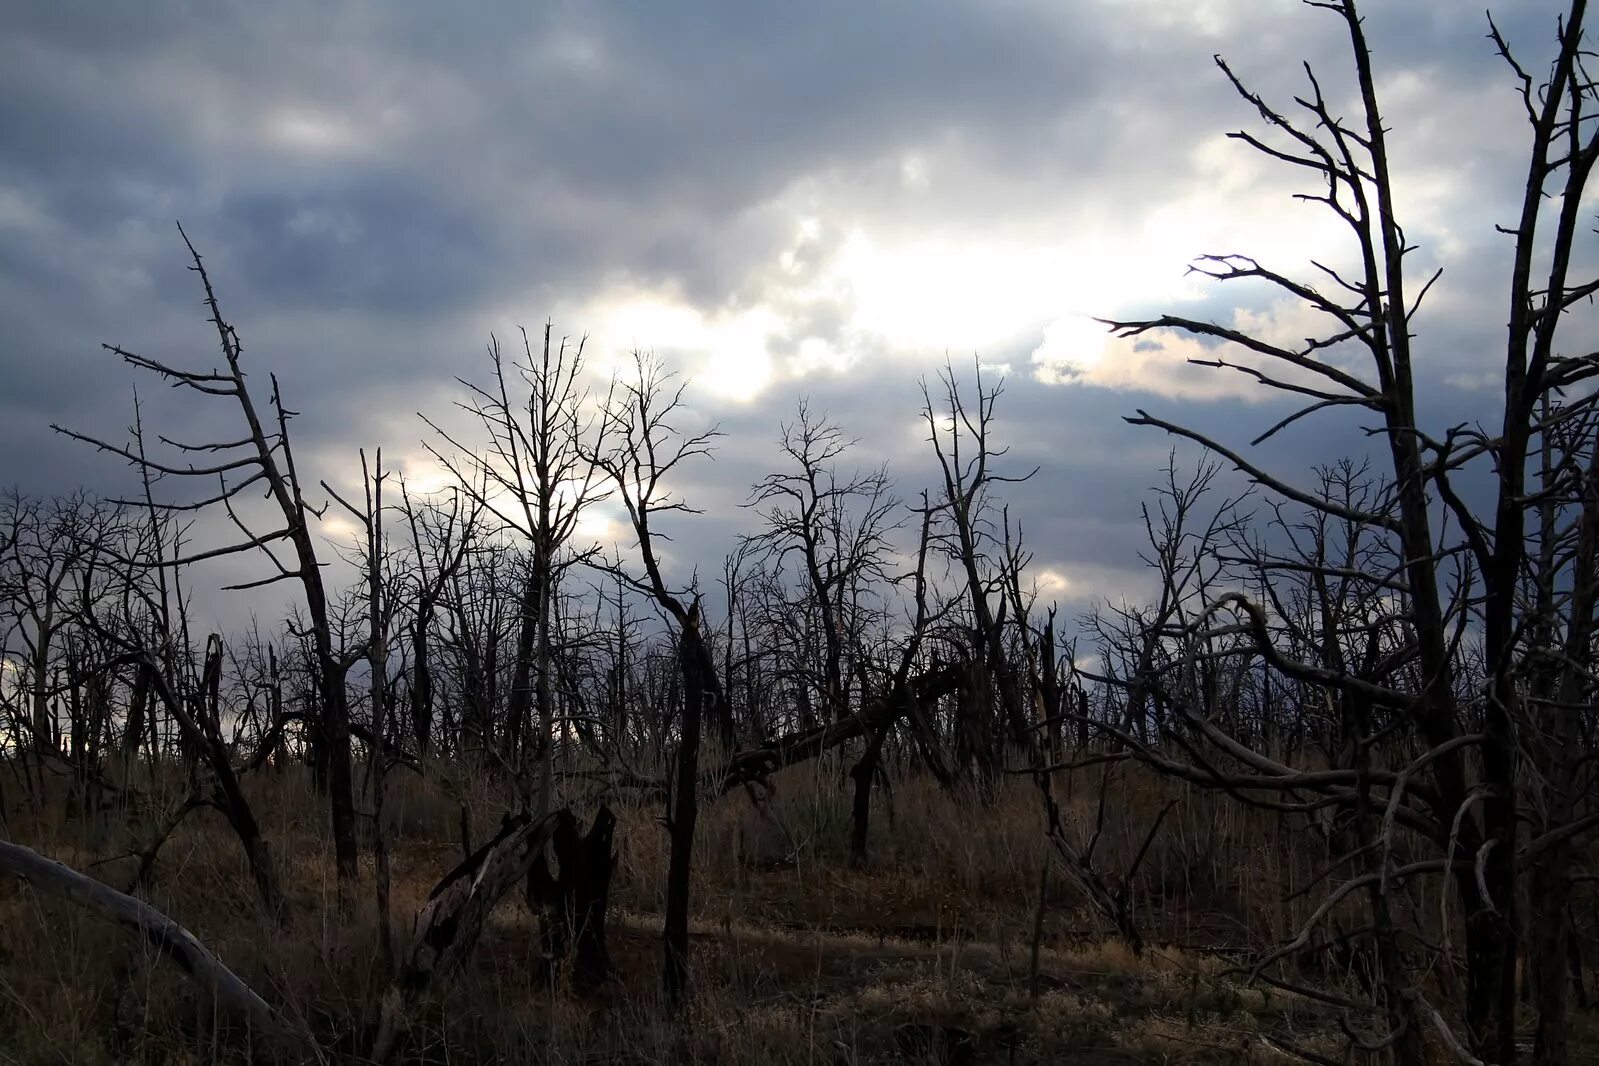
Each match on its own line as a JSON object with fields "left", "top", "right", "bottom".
{"left": 0, "top": 839, "right": 304, "bottom": 1053}
{"left": 710, "top": 663, "right": 962, "bottom": 795}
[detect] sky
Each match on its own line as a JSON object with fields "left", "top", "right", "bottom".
{"left": 0, "top": 0, "right": 1575, "bottom": 633}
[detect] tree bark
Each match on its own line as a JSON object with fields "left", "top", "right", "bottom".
{"left": 848, "top": 723, "right": 890, "bottom": 868}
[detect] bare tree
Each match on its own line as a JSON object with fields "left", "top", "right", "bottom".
{"left": 397, "top": 481, "right": 483, "bottom": 759}
{"left": 1095, "top": 1, "right": 1599, "bottom": 1057}
{"left": 582, "top": 352, "right": 721, "bottom": 1005}
{"left": 921, "top": 361, "right": 1040, "bottom": 785}
{"left": 748, "top": 402, "right": 900, "bottom": 724}
{"left": 54, "top": 225, "right": 361, "bottom": 903}
{"left": 425, "top": 324, "right": 608, "bottom": 821}
{"left": 324, "top": 448, "right": 398, "bottom": 969}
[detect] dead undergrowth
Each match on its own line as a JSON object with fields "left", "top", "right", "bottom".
{"left": 1, "top": 758, "right": 1585, "bottom": 1063}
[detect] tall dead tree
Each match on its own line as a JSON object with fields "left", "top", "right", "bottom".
{"left": 748, "top": 402, "right": 900, "bottom": 725}
{"left": 398, "top": 482, "right": 483, "bottom": 759}
{"left": 921, "top": 361, "right": 1040, "bottom": 783}
{"left": 583, "top": 352, "right": 721, "bottom": 1005}
{"left": 425, "top": 323, "right": 607, "bottom": 817}
{"left": 1097, "top": 2, "right": 1599, "bottom": 1057}
{"left": 54, "top": 224, "right": 361, "bottom": 903}
{"left": 324, "top": 448, "right": 398, "bottom": 968}
{"left": 848, "top": 491, "right": 937, "bottom": 866}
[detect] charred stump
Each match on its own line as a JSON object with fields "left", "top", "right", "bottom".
{"left": 526, "top": 805, "right": 616, "bottom": 989}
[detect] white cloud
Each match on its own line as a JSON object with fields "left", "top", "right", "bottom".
{"left": 265, "top": 108, "right": 366, "bottom": 156}
{"left": 576, "top": 291, "right": 781, "bottom": 402}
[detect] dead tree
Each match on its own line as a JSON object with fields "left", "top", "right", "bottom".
{"left": 748, "top": 402, "right": 900, "bottom": 725}
{"left": 745, "top": 402, "right": 907, "bottom": 863}
{"left": 398, "top": 482, "right": 483, "bottom": 759}
{"left": 848, "top": 495, "right": 938, "bottom": 866}
{"left": 370, "top": 810, "right": 560, "bottom": 1063}
{"left": 424, "top": 323, "right": 608, "bottom": 820}
{"left": 1523, "top": 401, "right": 1599, "bottom": 1064}
{"left": 719, "top": 542, "right": 757, "bottom": 745}
{"left": 921, "top": 361, "right": 1040, "bottom": 783}
{"left": 526, "top": 805, "right": 617, "bottom": 989}
{"left": 436, "top": 533, "right": 514, "bottom": 760}
{"left": 323, "top": 448, "right": 398, "bottom": 969}
{"left": 1098, "top": 2, "right": 1599, "bottom": 1057}
{"left": 583, "top": 352, "right": 721, "bottom": 1006}
{"left": 54, "top": 225, "right": 361, "bottom": 903}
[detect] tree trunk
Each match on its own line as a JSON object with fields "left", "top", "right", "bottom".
{"left": 528, "top": 806, "right": 616, "bottom": 989}
{"left": 1039, "top": 619, "right": 1062, "bottom": 760}
{"left": 411, "top": 615, "right": 434, "bottom": 759}
{"left": 663, "top": 609, "right": 706, "bottom": 1006}
{"left": 848, "top": 723, "right": 890, "bottom": 868}
{"left": 122, "top": 662, "right": 150, "bottom": 769}
{"left": 505, "top": 571, "right": 539, "bottom": 767}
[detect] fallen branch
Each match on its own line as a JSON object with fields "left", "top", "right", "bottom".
{"left": 569, "top": 665, "right": 962, "bottom": 802}
{"left": 0, "top": 839, "right": 304, "bottom": 1053}
{"left": 712, "top": 663, "right": 962, "bottom": 794}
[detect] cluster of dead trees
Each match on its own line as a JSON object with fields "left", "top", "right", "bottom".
{"left": 0, "top": 235, "right": 1074, "bottom": 1055}
{"left": 4, "top": 0, "right": 1599, "bottom": 1062}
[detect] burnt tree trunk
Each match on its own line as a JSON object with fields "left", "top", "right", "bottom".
{"left": 504, "top": 572, "right": 539, "bottom": 767}
{"left": 122, "top": 662, "right": 151, "bottom": 769}
{"left": 1075, "top": 686, "right": 1090, "bottom": 750}
{"left": 411, "top": 615, "right": 435, "bottom": 759}
{"left": 1038, "top": 618, "right": 1062, "bottom": 760}
{"left": 848, "top": 722, "right": 891, "bottom": 868}
{"left": 663, "top": 608, "right": 706, "bottom": 1006}
{"left": 527, "top": 805, "right": 616, "bottom": 989}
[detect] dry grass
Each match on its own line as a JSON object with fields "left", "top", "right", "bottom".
{"left": 0, "top": 757, "right": 1569, "bottom": 1063}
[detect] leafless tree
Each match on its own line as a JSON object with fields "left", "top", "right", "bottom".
{"left": 921, "top": 361, "right": 1040, "bottom": 786}
{"left": 1094, "top": 1, "right": 1599, "bottom": 1057}
{"left": 748, "top": 402, "right": 901, "bottom": 723}
{"left": 54, "top": 226, "right": 363, "bottom": 903}
{"left": 398, "top": 481, "right": 484, "bottom": 759}
{"left": 582, "top": 351, "right": 721, "bottom": 1004}
{"left": 425, "top": 324, "right": 609, "bottom": 824}
{"left": 324, "top": 448, "right": 399, "bottom": 969}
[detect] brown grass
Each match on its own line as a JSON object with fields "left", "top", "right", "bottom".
{"left": 0, "top": 758, "right": 1546, "bottom": 1063}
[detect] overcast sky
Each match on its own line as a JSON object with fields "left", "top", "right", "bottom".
{"left": 0, "top": 1, "right": 1572, "bottom": 631}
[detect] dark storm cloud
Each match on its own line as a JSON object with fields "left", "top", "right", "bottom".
{"left": 217, "top": 180, "right": 499, "bottom": 314}
{"left": 0, "top": 0, "right": 1564, "bottom": 630}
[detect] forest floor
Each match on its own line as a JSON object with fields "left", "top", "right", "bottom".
{"left": 2, "top": 758, "right": 1593, "bottom": 1063}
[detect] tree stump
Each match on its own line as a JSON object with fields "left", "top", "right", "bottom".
{"left": 527, "top": 805, "right": 616, "bottom": 990}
